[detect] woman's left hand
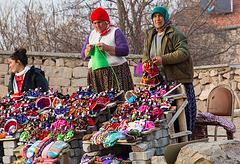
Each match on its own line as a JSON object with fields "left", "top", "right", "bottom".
{"left": 96, "top": 43, "right": 108, "bottom": 51}
{"left": 152, "top": 56, "right": 162, "bottom": 66}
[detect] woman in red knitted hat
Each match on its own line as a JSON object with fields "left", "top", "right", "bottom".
{"left": 81, "top": 7, "right": 134, "bottom": 93}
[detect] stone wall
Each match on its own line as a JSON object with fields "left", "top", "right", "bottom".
{"left": 0, "top": 50, "right": 142, "bottom": 97}
{"left": 193, "top": 64, "right": 240, "bottom": 112}
{"left": 1, "top": 50, "right": 240, "bottom": 113}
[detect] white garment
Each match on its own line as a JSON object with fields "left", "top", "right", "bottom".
{"left": 88, "top": 26, "right": 127, "bottom": 69}
{"left": 13, "top": 66, "right": 30, "bottom": 93}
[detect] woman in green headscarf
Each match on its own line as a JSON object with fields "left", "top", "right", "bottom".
{"left": 142, "top": 6, "right": 197, "bottom": 140}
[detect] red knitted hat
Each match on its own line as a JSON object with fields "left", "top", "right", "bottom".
{"left": 91, "top": 7, "right": 110, "bottom": 23}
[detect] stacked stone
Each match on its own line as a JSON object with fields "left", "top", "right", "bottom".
{"left": 82, "top": 119, "right": 170, "bottom": 164}
{"left": 2, "top": 139, "right": 18, "bottom": 164}
{"left": 66, "top": 126, "right": 98, "bottom": 164}
{"left": 194, "top": 65, "right": 240, "bottom": 112}
{"left": 129, "top": 120, "right": 169, "bottom": 164}
{"left": 67, "top": 138, "right": 84, "bottom": 164}
{"left": 82, "top": 113, "right": 111, "bottom": 158}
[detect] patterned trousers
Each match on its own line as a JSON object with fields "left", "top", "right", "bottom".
{"left": 183, "top": 83, "right": 197, "bottom": 140}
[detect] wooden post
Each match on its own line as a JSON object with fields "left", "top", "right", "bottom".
{"left": 165, "top": 112, "right": 177, "bottom": 144}
{"left": 176, "top": 85, "right": 188, "bottom": 142}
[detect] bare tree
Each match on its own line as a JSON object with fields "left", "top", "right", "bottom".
{"left": 0, "top": 0, "right": 239, "bottom": 66}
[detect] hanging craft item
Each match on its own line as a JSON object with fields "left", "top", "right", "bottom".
{"left": 88, "top": 45, "right": 109, "bottom": 71}
{"left": 141, "top": 59, "right": 161, "bottom": 86}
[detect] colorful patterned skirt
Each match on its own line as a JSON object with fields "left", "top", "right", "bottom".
{"left": 87, "top": 62, "right": 134, "bottom": 93}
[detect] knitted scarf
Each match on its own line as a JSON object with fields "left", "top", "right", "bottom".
{"left": 100, "top": 21, "right": 116, "bottom": 36}
{"left": 13, "top": 66, "right": 30, "bottom": 93}
{"left": 155, "top": 20, "right": 172, "bottom": 32}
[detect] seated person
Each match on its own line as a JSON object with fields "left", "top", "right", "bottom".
{"left": 8, "top": 47, "right": 49, "bottom": 94}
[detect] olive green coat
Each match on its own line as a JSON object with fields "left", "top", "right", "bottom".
{"left": 142, "top": 25, "right": 193, "bottom": 83}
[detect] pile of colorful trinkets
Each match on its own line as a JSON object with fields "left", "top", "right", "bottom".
{"left": 0, "top": 85, "right": 121, "bottom": 140}
{"left": 83, "top": 82, "right": 178, "bottom": 149}
{"left": 0, "top": 86, "right": 122, "bottom": 163}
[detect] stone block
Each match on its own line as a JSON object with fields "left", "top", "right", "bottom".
{"left": 3, "top": 156, "right": 16, "bottom": 164}
{"left": 193, "top": 79, "right": 199, "bottom": 86}
{"left": 67, "top": 87, "right": 79, "bottom": 95}
{"left": 73, "top": 67, "right": 88, "bottom": 78}
{"left": 43, "top": 59, "right": 55, "bottom": 66}
{"left": 78, "top": 140, "right": 83, "bottom": 147}
{"left": 194, "top": 85, "right": 201, "bottom": 97}
{"left": 0, "top": 64, "right": 9, "bottom": 74}
{"left": 199, "top": 72, "right": 209, "bottom": 79}
{"left": 71, "top": 78, "right": 87, "bottom": 87}
{"left": 68, "top": 156, "right": 81, "bottom": 164}
{"left": 4, "top": 75, "right": 10, "bottom": 86}
{"left": 70, "top": 139, "right": 79, "bottom": 148}
{"left": 0, "top": 77, "right": 4, "bottom": 85}
{"left": 132, "top": 160, "right": 151, "bottom": 164}
{"left": 162, "top": 129, "right": 168, "bottom": 137}
{"left": 65, "top": 59, "right": 82, "bottom": 68}
{"left": 67, "top": 149, "right": 75, "bottom": 157}
{"left": 151, "top": 156, "right": 167, "bottom": 164}
{"left": 157, "top": 137, "right": 169, "bottom": 147}
{"left": 56, "top": 58, "right": 65, "bottom": 67}
{"left": 83, "top": 143, "right": 104, "bottom": 153}
{"left": 131, "top": 142, "right": 149, "bottom": 152}
{"left": 153, "top": 128, "right": 163, "bottom": 139}
{"left": 0, "top": 85, "right": 8, "bottom": 98}
{"left": 210, "top": 70, "right": 218, "bottom": 77}
{"left": 148, "top": 140, "right": 157, "bottom": 149}
{"left": 200, "top": 77, "right": 211, "bottom": 85}
{"left": 74, "top": 148, "right": 82, "bottom": 156}
{"left": 4, "top": 57, "right": 9, "bottom": 64}
{"left": 54, "top": 67, "right": 73, "bottom": 78}
{"left": 155, "top": 146, "right": 167, "bottom": 156}
{"left": 129, "top": 148, "right": 155, "bottom": 161}
{"left": 3, "top": 140, "right": 17, "bottom": 148}
{"left": 4, "top": 148, "right": 14, "bottom": 156}
{"left": 49, "top": 77, "right": 70, "bottom": 87}
{"left": 34, "top": 57, "right": 43, "bottom": 65}
{"left": 142, "top": 133, "right": 154, "bottom": 141}
{"left": 41, "top": 66, "right": 56, "bottom": 77}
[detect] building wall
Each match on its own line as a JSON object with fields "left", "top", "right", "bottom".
{"left": 1, "top": 50, "right": 240, "bottom": 112}
{"left": 206, "top": 0, "right": 240, "bottom": 29}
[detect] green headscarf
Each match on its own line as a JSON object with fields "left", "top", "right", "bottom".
{"left": 151, "top": 6, "right": 170, "bottom": 29}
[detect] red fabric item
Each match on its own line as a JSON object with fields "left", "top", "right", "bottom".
{"left": 144, "top": 63, "right": 159, "bottom": 78}
{"left": 15, "top": 75, "right": 24, "bottom": 93}
{"left": 151, "top": 107, "right": 163, "bottom": 120}
{"left": 91, "top": 7, "right": 110, "bottom": 23}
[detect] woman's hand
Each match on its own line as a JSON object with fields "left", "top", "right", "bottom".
{"left": 85, "top": 44, "right": 94, "bottom": 57}
{"left": 142, "top": 63, "right": 147, "bottom": 72}
{"left": 96, "top": 43, "right": 108, "bottom": 51}
{"left": 152, "top": 56, "right": 162, "bottom": 66}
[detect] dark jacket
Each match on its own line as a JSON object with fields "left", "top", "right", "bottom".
{"left": 8, "top": 65, "right": 49, "bottom": 94}
{"left": 142, "top": 25, "right": 193, "bottom": 83}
